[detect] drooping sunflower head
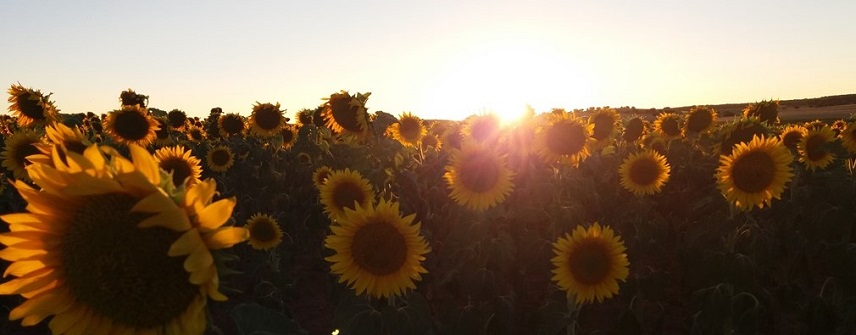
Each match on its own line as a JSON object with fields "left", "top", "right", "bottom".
{"left": 420, "top": 133, "right": 442, "bottom": 151}
{"left": 534, "top": 111, "right": 592, "bottom": 167}
{"left": 218, "top": 113, "right": 246, "bottom": 138}
{"left": 461, "top": 113, "right": 503, "bottom": 144}
{"left": 779, "top": 124, "right": 806, "bottom": 151}
{"left": 798, "top": 125, "right": 836, "bottom": 171}
{"left": 653, "top": 113, "right": 683, "bottom": 140}
{"left": 119, "top": 88, "right": 148, "bottom": 107}
{"left": 619, "top": 149, "right": 671, "bottom": 196}
{"left": 716, "top": 135, "right": 794, "bottom": 211}
{"left": 1, "top": 129, "right": 44, "bottom": 180}
{"left": 388, "top": 112, "right": 426, "bottom": 147}
{"left": 312, "top": 165, "right": 333, "bottom": 190}
{"left": 206, "top": 145, "right": 235, "bottom": 173}
{"left": 7, "top": 83, "right": 60, "bottom": 128}
{"left": 320, "top": 168, "right": 375, "bottom": 221}
{"left": 838, "top": 122, "right": 856, "bottom": 155}
{"left": 444, "top": 141, "right": 515, "bottom": 211}
{"left": 324, "top": 198, "right": 430, "bottom": 299}
{"left": 743, "top": 100, "right": 779, "bottom": 125}
{"left": 684, "top": 106, "right": 718, "bottom": 136}
{"left": 551, "top": 222, "right": 629, "bottom": 305}
{"left": 249, "top": 102, "right": 286, "bottom": 138}
{"left": 245, "top": 213, "right": 284, "bottom": 250}
{"left": 321, "top": 91, "right": 371, "bottom": 136}
{"left": 167, "top": 109, "right": 188, "bottom": 130}
{"left": 103, "top": 105, "right": 159, "bottom": 147}
{"left": 588, "top": 108, "right": 620, "bottom": 145}
{"left": 155, "top": 145, "right": 203, "bottom": 188}
{"left": 296, "top": 108, "right": 314, "bottom": 127}
{"left": 715, "top": 117, "right": 774, "bottom": 156}
{"left": 187, "top": 124, "right": 207, "bottom": 143}
{"left": 622, "top": 117, "right": 646, "bottom": 143}
{"left": 280, "top": 124, "right": 299, "bottom": 150}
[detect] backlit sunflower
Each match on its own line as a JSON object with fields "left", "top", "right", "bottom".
{"left": 653, "top": 113, "right": 683, "bottom": 140}
{"left": 420, "top": 133, "right": 442, "bottom": 151}
{"left": 321, "top": 91, "right": 371, "bottom": 137}
{"left": 779, "top": 124, "right": 806, "bottom": 151}
{"left": 441, "top": 123, "right": 464, "bottom": 151}
{"left": 167, "top": 109, "right": 188, "bottom": 130}
{"left": 684, "top": 106, "right": 717, "bottom": 136}
{"left": 280, "top": 124, "right": 298, "bottom": 150}
{"left": 325, "top": 199, "right": 430, "bottom": 299}
{"left": 155, "top": 145, "right": 203, "bottom": 188}
{"left": 218, "top": 113, "right": 246, "bottom": 138}
{"left": 103, "top": 105, "right": 159, "bottom": 147}
{"left": 622, "top": 117, "right": 646, "bottom": 143}
{"left": 831, "top": 119, "right": 847, "bottom": 136}
{"left": 320, "top": 168, "right": 375, "bottom": 221}
{"left": 533, "top": 111, "right": 592, "bottom": 167}
{"left": 7, "top": 83, "right": 60, "bottom": 128}
{"left": 119, "top": 88, "right": 148, "bottom": 107}
{"left": 30, "top": 122, "right": 92, "bottom": 166}
{"left": 313, "top": 165, "right": 333, "bottom": 191}
{"left": 619, "top": 149, "right": 671, "bottom": 196}
{"left": 0, "top": 144, "right": 247, "bottom": 334}
{"left": 186, "top": 125, "right": 207, "bottom": 143}
{"left": 716, "top": 135, "right": 794, "bottom": 211}
{"left": 249, "top": 102, "right": 286, "bottom": 138}
{"left": 715, "top": 117, "right": 774, "bottom": 156}
{"left": 461, "top": 113, "right": 502, "bottom": 144}
{"left": 296, "top": 109, "right": 314, "bottom": 127}
{"left": 206, "top": 145, "right": 235, "bottom": 173}
{"left": 444, "top": 141, "right": 514, "bottom": 211}
{"left": 551, "top": 223, "right": 629, "bottom": 305}
{"left": 1, "top": 129, "right": 43, "bottom": 180}
{"left": 588, "top": 108, "right": 620, "bottom": 147}
{"left": 388, "top": 112, "right": 426, "bottom": 147}
{"left": 838, "top": 122, "right": 856, "bottom": 154}
{"left": 245, "top": 213, "right": 283, "bottom": 250}
{"left": 798, "top": 125, "right": 836, "bottom": 171}
{"left": 743, "top": 100, "right": 779, "bottom": 125}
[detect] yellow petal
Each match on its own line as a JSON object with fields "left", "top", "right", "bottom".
{"left": 138, "top": 207, "right": 191, "bottom": 231}
{"left": 9, "top": 287, "right": 64, "bottom": 321}
{"left": 184, "top": 243, "right": 214, "bottom": 272}
{"left": 0, "top": 268, "right": 55, "bottom": 295}
{"left": 0, "top": 247, "right": 47, "bottom": 261}
{"left": 196, "top": 198, "right": 235, "bottom": 231}
{"left": 3, "top": 259, "right": 50, "bottom": 278}
{"left": 188, "top": 264, "right": 215, "bottom": 285}
{"left": 132, "top": 193, "right": 178, "bottom": 214}
{"left": 130, "top": 144, "right": 160, "bottom": 185}
{"left": 168, "top": 229, "right": 203, "bottom": 257}
{"left": 203, "top": 227, "right": 248, "bottom": 249}
{"left": 49, "top": 304, "right": 87, "bottom": 334}
{"left": 0, "top": 231, "right": 47, "bottom": 246}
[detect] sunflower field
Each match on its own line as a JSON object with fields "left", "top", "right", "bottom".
{"left": 2, "top": 84, "right": 856, "bottom": 335}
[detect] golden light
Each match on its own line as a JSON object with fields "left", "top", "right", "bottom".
{"left": 419, "top": 38, "right": 592, "bottom": 124}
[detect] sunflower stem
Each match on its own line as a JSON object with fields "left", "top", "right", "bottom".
{"left": 566, "top": 297, "right": 580, "bottom": 335}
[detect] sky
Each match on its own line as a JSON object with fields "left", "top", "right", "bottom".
{"left": 2, "top": 0, "right": 855, "bottom": 121}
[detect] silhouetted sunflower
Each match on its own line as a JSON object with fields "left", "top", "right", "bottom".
{"left": 320, "top": 168, "right": 375, "bottom": 221}
{"left": 0, "top": 144, "right": 247, "bottom": 334}
{"left": 1, "top": 129, "right": 43, "bottom": 180}
{"left": 155, "top": 145, "right": 203, "bottom": 187}
{"left": 153, "top": 116, "right": 172, "bottom": 146}
{"left": 551, "top": 222, "right": 629, "bottom": 305}
{"left": 420, "top": 133, "right": 442, "bottom": 151}
{"left": 249, "top": 102, "right": 286, "bottom": 138}
{"left": 838, "top": 122, "right": 856, "bottom": 155}
{"left": 534, "top": 111, "right": 592, "bottom": 167}
{"left": 167, "top": 109, "right": 188, "bottom": 130}
{"left": 296, "top": 108, "right": 314, "bottom": 127}
{"left": 103, "top": 105, "right": 159, "bottom": 147}
{"left": 588, "top": 108, "right": 620, "bottom": 147}
{"left": 619, "top": 149, "right": 671, "bottom": 196}
{"left": 218, "top": 113, "right": 246, "bottom": 138}
{"left": 7, "top": 83, "right": 60, "bottom": 128}
{"left": 444, "top": 141, "right": 514, "bottom": 211}
{"left": 280, "top": 124, "right": 298, "bottom": 150}
{"left": 715, "top": 117, "right": 774, "bottom": 155}
{"left": 622, "top": 117, "right": 646, "bottom": 143}
{"left": 313, "top": 166, "right": 333, "bottom": 191}
{"left": 779, "top": 124, "right": 806, "bottom": 151}
{"left": 743, "top": 100, "right": 779, "bottom": 125}
{"left": 322, "top": 91, "right": 371, "bottom": 137}
{"left": 388, "top": 112, "right": 426, "bottom": 147}
{"left": 325, "top": 199, "right": 430, "bottom": 299}
{"left": 246, "top": 213, "right": 284, "bottom": 250}
{"left": 717, "top": 135, "right": 793, "bottom": 211}
{"left": 206, "top": 145, "right": 235, "bottom": 173}
{"left": 798, "top": 125, "right": 836, "bottom": 171}
{"left": 653, "top": 113, "right": 683, "bottom": 140}
{"left": 461, "top": 113, "right": 503, "bottom": 144}
{"left": 119, "top": 88, "right": 148, "bottom": 107}
{"left": 684, "top": 106, "right": 717, "bottom": 136}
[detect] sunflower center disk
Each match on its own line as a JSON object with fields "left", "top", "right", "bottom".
{"left": 399, "top": 119, "right": 421, "bottom": 142}
{"left": 114, "top": 111, "right": 152, "bottom": 141}
{"left": 458, "top": 154, "right": 501, "bottom": 193}
{"left": 221, "top": 117, "right": 244, "bottom": 135}
{"left": 14, "top": 142, "right": 41, "bottom": 168}
{"left": 662, "top": 119, "right": 681, "bottom": 137}
{"left": 332, "top": 182, "right": 367, "bottom": 212}
{"left": 686, "top": 112, "right": 712, "bottom": 133}
{"left": 281, "top": 129, "right": 295, "bottom": 143}
{"left": 18, "top": 94, "right": 47, "bottom": 120}
{"left": 330, "top": 98, "right": 364, "bottom": 133}
{"left": 592, "top": 116, "right": 614, "bottom": 141}
{"left": 629, "top": 159, "right": 661, "bottom": 186}
{"left": 250, "top": 219, "right": 278, "bottom": 243}
{"left": 731, "top": 151, "right": 776, "bottom": 193}
{"left": 782, "top": 132, "right": 802, "bottom": 149}
{"left": 60, "top": 193, "right": 197, "bottom": 328}
{"left": 806, "top": 135, "right": 828, "bottom": 161}
{"left": 161, "top": 158, "right": 193, "bottom": 187}
{"left": 568, "top": 240, "right": 611, "bottom": 285}
{"left": 350, "top": 222, "right": 408, "bottom": 275}
{"left": 623, "top": 120, "right": 644, "bottom": 141}
{"left": 255, "top": 109, "right": 282, "bottom": 131}
{"left": 547, "top": 123, "right": 586, "bottom": 156}
{"left": 211, "top": 150, "right": 231, "bottom": 166}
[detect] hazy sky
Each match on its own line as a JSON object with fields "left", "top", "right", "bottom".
{"left": 3, "top": 0, "right": 855, "bottom": 121}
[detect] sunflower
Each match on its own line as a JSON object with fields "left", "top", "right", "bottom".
{"left": 716, "top": 135, "right": 794, "bottom": 211}
{"left": 461, "top": 113, "right": 503, "bottom": 144}
{"left": 206, "top": 145, "right": 235, "bottom": 173}
{"left": 297, "top": 152, "right": 312, "bottom": 165}
{"left": 551, "top": 223, "right": 629, "bottom": 305}
{"left": 280, "top": 124, "right": 298, "bottom": 150}
{"left": 155, "top": 145, "right": 203, "bottom": 188}
{"left": 653, "top": 113, "right": 683, "bottom": 140}
{"left": 186, "top": 125, "right": 207, "bottom": 143}
{"left": 324, "top": 199, "right": 430, "bottom": 299}
{"left": 320, "top": 168, "right": 375, "bottom": 221}
{"left": 245, "top": 213, "right": 283, "bottom": 250}
{"left": 321, "top": 91, "right": 371, "bottom": 137}
{"left": 30, "top": 122, "right": 92, "bottom": 167}
{"left": 715, "top": 117, "right": 774, "bottom": 156}
{"left": 779, "top": 124, "right": 806, "bottom": 151}
{"left": 838, "top": 122, "right": 856, "bottom": 155}
{"left": 313, "top": 166, "right": 333, "bottom": 191}
{"left": 388, "top": 112, "right": 426, "bottom": 147}
{"left": 798, "top": 125, "right": 836, "bottom": 171}
{"left": 249, "top": 102, "right": 286, "bottom": 138}
{"left": 533, "top": 111, "right": 592, "bottom": 167}
{"left": 103, "top": 105, "right": 159, "bottom": 147}
{"left": 1, "top": 129, "right": 43, "bottom": 180}
{"left": 588, "top": 108, "right": 620, "bottom": 146}
{"left": 0, "top": 143, "right": 247, "bottom": 334}
{"left": 296, "top": 109, "right": 314, "bottom": 127}
{"left": 684, "top": 106, "right": 717, "bottom": 136}
{"left": 119, "top": 88, "right": 148, "bottom": 107}
{"left": 167, "top": 109, "right": 188, "bottom": 130}
{"left": 743, "top": 100, "right": 779, "bottom": 125}
{"left": 622, "top": 117, "right": 646, "bottom": 143}
{"left": 440, "top": 123, "right": 464, "bottom": 151}
{"left": 7, "top": 83, "right": 60, "bottom": 128}
{"left": 218, "top": 113, "right": 246, "bottom": 138}
{"left": 619, "top": 149, "right": 671, "bottom": 196}
{"left": 153, "top": 116, "right": 172, "bottom": 146}
{"left": 831, "top": 119, "right": 848, "bottom": 136}
{"left": 420, "top": 133, "right": 442, "bottom": 151}
{"left": 444, "top": 141, "right": 514, "bottom": 211}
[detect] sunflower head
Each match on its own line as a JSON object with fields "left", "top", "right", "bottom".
{"left": 187, "top": 124, "right": 207, "bottom": 143}
{"left": 444, "top": 141, "right": 515, "bottom": 211}
{"left": 1, "top": 129, "right": 44, "bottom": 180}
{"left": 798, "top": 125, "right": 836, "bottom": 171}
{"left": 7, "top": 83, "right": 60, "bottom": 128}
{"left": 461, "top": 113, "right": 503, "bottom": 144}
{"left": 296, "top": 108, "right": 314, "bottom": 127}
{"left": 743, "top": 100, "right": 779, "bottom": 125}
{"left": 831, "top": 119, "right": 848, "bottom": 136}
{"left": 217, "top": 113, "right": 246, "bottom": 138}
{"left": 153, "top": 116, "right": 172, "bottom": 146}
{"left": 280, "top": 124, "right": 299, "bottom": 150}
{"left": 420, "top": 133, "right": 442, "bottom": 151}
{"left": 320, "top": 168, "right": 375, "bottom": 221}
{"left": 534, "top": 111, "right": 592, "bottom": 167}
{"left": 716, "top": 135, "right": 794, "bottom": 211}
{"left": 388, "top": 112, "right": 426, "bottom": 147}
{"left": 321, "top": 91, "right": 371, "bottom": 137}
{"left": 167, "top": 109, "right": 188, "bottom": 130}
{"left": 312, "top": 165, "right": 333, "bottom": 190}
{"left": 715, "top": 117, "right": 774, "bottom": 156}
{"left": 206, "top": 145, "right": 235, "bottom": 173}
{"left": 588, "top": 108, "right": 620, "bottom": 145}
{"left": 119, "top": 88, "right": 148, "bottom": 107}
{"left": 245, "top": 213, "right": 284, "bottom": 250}
{"left": 250, "top": 102, "right": 286, "bottom": 138}
{"left": 551, "top": 222, "right": 629, "bottom": 305}
{"left": 441, "top": 123, "right": 465, "bottom": 151}
{"left": 619, "top": 149, "right": 671, "bottom": 196}
{"left": 297, "top": 152, "right": 312, "bottom": 165}
{"left": 155, "top": 145, "right": 203, "bottom": 188}
{"left": 838, "top": 122, "right": 856, "bottom": 154}
{"left": 684, "top": 106, "right": 717, "bottom": 135}
{"left": 103, "top": 105, "right": 159, "bottom": 147}
{"left": 622, "top": 117, "right": 646, "bottom": 143}
{"left": 779, "top": 124, "right": 806, "bottom": 151}
{"left": 324, "top": 198, "right": 430, "bottom": 299}
{"left": 653, "top": 113, "right": 683, "bottom": 140}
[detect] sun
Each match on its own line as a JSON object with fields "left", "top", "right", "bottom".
{"left": 419, "top": 37, "right": 591, "bottom": 124}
